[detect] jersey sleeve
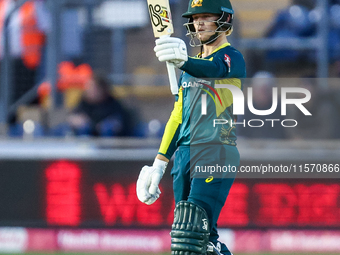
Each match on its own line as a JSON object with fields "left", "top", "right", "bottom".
{"left": 158, "top": 85, "right": 183, "bottom": 160}
{"left": 180, "top": 48, "right": 246, "bottom": 79}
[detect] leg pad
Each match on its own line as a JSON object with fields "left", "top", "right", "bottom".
{"left": 171, "top": 201, "right": 210, "bottom": 255}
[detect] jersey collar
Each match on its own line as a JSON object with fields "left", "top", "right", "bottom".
{"left": 195, "top": 42, "right": 231, "bottom": 59}
{"left": 210, "top": 42, "right": 231, "bottom": 55}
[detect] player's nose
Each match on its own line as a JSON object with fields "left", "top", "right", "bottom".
{"left": 194, "top": 17, "right": 204, "bottom": 24}
{"left": 194, "top": 20, "right": 204, "bottom": 30}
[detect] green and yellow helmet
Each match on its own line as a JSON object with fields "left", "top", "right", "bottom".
{"left": 182, "top": 0, "right": 234, "bottom": 18}
{"left": 182, "top": 0, "right": 234, "bottom": 46}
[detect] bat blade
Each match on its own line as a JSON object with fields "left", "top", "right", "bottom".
{"left": 147, "top": 0, "right": 174, "bottom": 38}
{"left": 147, "top": 0, "right": 178, "bottom": 95}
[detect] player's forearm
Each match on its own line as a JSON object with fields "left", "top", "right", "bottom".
{"left": 157, "top": 87, "right": 183, "bottom": 160}
{"left": 180, "top": 57, "right": 228, "bottom": 78}
{"left": 158, "top": 120, "right": 180, "bottom": 160}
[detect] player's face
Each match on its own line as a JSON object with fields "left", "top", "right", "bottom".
{"left": 192, "top": 13, "right": 219, "bottom": 41}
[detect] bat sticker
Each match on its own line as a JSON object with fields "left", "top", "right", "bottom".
{"left": 147, "top": 0, "right": 177, "bottom": 94}
{"left": 148, "top": 4, "right": 171, "bottom": 33}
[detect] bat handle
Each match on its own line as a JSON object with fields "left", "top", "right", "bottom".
{"left": 166, "top": 62, "right": 178, "bottom": 95}
{"left": 160, "top": 35, "right": 178, "bottom": 95}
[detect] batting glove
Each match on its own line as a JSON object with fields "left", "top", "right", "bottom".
{"left": 154, "top": 37, "right": 188, "bottom": 68}
{"left": 136, "top": 158, "right": 168, "bottom": 205}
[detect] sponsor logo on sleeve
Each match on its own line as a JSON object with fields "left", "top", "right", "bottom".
{"left": 224, "top": 54, "right": 231, "bottom": 69}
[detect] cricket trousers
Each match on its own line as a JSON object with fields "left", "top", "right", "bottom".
{"left": 171, "top": 145, "right": 239, "bottom": 255}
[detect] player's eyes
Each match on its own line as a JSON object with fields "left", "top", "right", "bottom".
{"left": 193, "top": 18, "right": 215, "bottom": 23}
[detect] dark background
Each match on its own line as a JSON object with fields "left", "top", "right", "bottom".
{"left": 1, "top": 159, "right": 339, "bottom": 229}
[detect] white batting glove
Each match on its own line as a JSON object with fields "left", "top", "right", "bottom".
{"left": 154, "top": 37, "right": 188, "bottom": 68}
{"left": 136, "top": 158, "right": 168, "bottom": 205}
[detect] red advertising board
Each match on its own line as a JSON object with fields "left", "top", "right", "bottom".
{"left": 0, "top": 159, "right": 339, "bottom": 228}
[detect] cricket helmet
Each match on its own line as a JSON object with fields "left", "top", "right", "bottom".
{"left": 182, "top": 0, "right": 234, "bottom": 46}
{"left": 182, "top": 0, "right": 234, "bottom": 18}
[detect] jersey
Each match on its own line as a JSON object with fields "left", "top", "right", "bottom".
{"left": 158, "top": 42, "right": 246, "bottom": 160}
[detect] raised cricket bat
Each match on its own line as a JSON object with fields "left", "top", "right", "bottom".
{"left": 147, "top": 0, "right": 178, "bottom": 95}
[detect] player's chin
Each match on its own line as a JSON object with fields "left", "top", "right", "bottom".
{"left": 198, "top": 35, "right": 208, "bottom": 42}
{"left": 198, "top": 32, "right": 214, "bottom": 42}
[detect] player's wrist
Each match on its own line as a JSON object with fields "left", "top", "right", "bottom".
{"left": 175, "top": 60, "right": 185, "bottom": 68}
{"left": 156, "top": 153, "right": 170, "bottom": 162}
{"left": 153, "top": 158, "right": 168, "bottom": 173}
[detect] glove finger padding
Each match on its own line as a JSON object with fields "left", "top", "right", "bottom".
{"left": 155, "top": 48, "right": 176, "bottom": 59}
{"left": 155, "top": 37, "right": 184, "bottom": 45}
{"left": 144, "top": 188, "right": 161, "bottom": 205}
{"left": 154, "top": 43, "right": 182, "bottom": 53}
{"left": 149, "top": 171, "right": 163, "bottom": 195}
{"left": 158, "top": 54, "right": 178, "bottom": 63}
{"left": 136, "top": 165, "right": 152, "bottom": 203}
{"left": 154, "top": 37, "right": 188, "bottom": 68}
{"left": 171, "top": 201, "right": 210, "bottom": 255}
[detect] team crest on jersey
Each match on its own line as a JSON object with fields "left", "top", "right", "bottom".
{"left": 191, "top": 0, "right": 203, "bottom": 8}
{"left": 224, "top": 54, "right": 231, "bottom": 69}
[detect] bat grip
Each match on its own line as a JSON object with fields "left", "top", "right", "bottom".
{"left": 166, "top": 62, "right": 178, "bottom": 95}
{"left": 161, "top": 35, "right": 178, "bottom": 95}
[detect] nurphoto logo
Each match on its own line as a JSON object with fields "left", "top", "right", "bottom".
{"left": 200, "top": 84, "right": 312, "bottom": 128}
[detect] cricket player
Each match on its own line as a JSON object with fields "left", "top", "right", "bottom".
{"left": 137, "top": 0, "right": 246, "bottom": 254}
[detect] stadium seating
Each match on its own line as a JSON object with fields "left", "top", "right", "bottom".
{"left": 232, "top": 0, "right": 290, "bottom": 38}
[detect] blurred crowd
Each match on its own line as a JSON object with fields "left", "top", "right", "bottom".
{"left": 265, "top": 0, "right": 340, "bottom": 63}
{"left": 0, "top": 0, "right": 48, "bottom": 103}
{"left": 0, "top": 0, "right": 340, "bottom": 140}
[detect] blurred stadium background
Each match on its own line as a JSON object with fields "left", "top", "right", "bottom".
{"left": 0, "top": 0, "right": 340, "bottom": 254}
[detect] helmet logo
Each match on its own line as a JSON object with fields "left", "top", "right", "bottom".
{"left": 191, "top": 0, "right": 203, "bottom": 8}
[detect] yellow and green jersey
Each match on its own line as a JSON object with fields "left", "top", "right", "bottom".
{"left": 158, "top": 42, "right": 246, "bottom": 160}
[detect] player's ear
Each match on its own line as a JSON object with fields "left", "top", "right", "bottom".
{"left": 226, "top": 13, "right": 231, "bottom": 23}
{"left": 225, "top": 26, "right": 233, "bottom": 36}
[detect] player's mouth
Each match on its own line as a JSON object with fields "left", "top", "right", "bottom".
{"left": 197, "top": 30, "right": 214, "bottom": 39}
